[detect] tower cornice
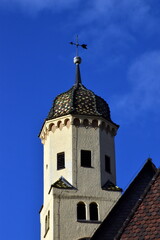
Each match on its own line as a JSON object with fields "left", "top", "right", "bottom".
{"left": 39, "top": 114, "right": 119, "bottom": 144}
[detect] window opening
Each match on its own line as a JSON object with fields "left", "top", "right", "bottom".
{"left": 57, "top": 152, "right": 65, "bottom": 170}
{"left": 90, "top": 202, "right": 98, "bottom": 221}
{"left": 77, "top": 202, "right": 86, "bottom": 220}
{"left": 44, "top": 211, "right": 50, "bottom": 237}
{"left": 48, "top": 211, "right": 50, "bottom": 230}
{"left": 45, "top": 215, "right": 48, "bottom": 234}
{"left": 81, "top": 150, "right": 91, "bottom": 167}
{"left": 105, "top": 155, "right": 111, "bottom": 173}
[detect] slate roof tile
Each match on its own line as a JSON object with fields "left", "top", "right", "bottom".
{"left": 46, "top": 64, "right": 118, "bottom": 125}
{"left": 47, "top": 83, "right": 112, "bottom": 122}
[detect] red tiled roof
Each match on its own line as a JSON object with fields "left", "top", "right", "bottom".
{"left": 117, "top": 169, "right": 160, "bottom": 240}
{"left": 91, "top": 159, "right": 157, "bottom": 240}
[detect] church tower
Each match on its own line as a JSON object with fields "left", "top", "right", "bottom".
{"left": 39, "top": 55, "right": 122, "bottom": 240}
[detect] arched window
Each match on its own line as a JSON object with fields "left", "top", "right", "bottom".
{"left": 89, "top": 202, "right": 98, "bottom": 221}
{"left": 77, "top": 202, "right": 86, "bottom": 220}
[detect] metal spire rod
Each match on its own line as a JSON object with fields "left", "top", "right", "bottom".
{"left": 70, "top": 35, "right": 87, "bottom": 56}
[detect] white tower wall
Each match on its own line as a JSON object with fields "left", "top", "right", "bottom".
{"left": 39, "top": 115, "right": 121, "bottom": 240}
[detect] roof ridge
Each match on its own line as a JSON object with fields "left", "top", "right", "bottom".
{"left": 114, "top": 168, "right": 160, "bottom": 240}
{"left": 121, "top": 158, "right": 157, "bottom": 192}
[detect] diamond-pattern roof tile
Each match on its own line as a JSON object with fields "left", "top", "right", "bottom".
{"left": 47, "top": 83, "right": 112, "bottom": 121}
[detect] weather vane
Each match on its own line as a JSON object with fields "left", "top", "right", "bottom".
{"left": 70, "top": 35, "right": 87, "bottom": 56}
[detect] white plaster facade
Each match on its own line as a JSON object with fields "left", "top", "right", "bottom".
{"left": 39, "top": 114, "right": 121, "bottom": 240}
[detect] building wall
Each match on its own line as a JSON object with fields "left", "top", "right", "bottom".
{"left": 100, "top": 128, "right": 116, "bottom": 186}
{"left": 43, "top": 117, "right": 73, "bottom": 203}
{"left": 40, "top": 195, "right": 53, "bottom": 240}
{"left": 72, "top": 122, "right": 101, "bottom": 190}
{"left": 52, "top": 190, "right": 120, "bottom": 240}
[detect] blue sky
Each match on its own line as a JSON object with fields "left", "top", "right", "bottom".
{"left": 0, "top": 0, "right": 160, "bottom": 239}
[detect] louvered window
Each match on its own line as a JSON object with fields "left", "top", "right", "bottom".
{"left": 57, "top": 152, "right": 65, "bottom": 170}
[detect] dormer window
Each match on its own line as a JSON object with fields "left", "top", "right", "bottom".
{"left": 57, "top": 152, "right": 65, "bottom": 170}
{"left": 81, "top": 150, "right": 91, "bottom": 167}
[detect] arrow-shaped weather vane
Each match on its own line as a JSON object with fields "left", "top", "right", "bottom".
{"left": 70, "top": 35, "right": 87, "bottom": 56}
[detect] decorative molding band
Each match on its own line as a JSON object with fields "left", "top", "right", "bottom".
{"left": 40, "top": 115, "right": 118, "bottom": 144}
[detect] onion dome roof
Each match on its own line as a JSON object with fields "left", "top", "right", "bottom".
{"left": 47, "top": 56, "right": 112, "bottom": 122}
